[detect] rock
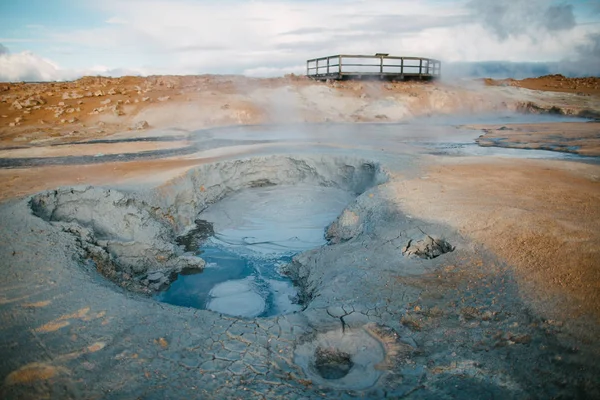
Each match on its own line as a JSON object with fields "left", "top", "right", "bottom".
{"left": 8, "top": 122, "right": 15, "bottom": 127}
{"left": 62, "top": 92, "right": 71, "bottom": 100}
{"left": 460, "top": 307, "right": 480, "bottom": 321}
{"left": 67, "top": 118, "right": 78, "bottom": 124}
{"left": 100, "top": 99, "right": 111, "bottom": 105}
{"left": 147, "top": 271, "right": 164, "bottom": 283}
{"left": 107, "top": 88, "right": 117, "bottom": 95}
{"left": 157, "top": 96, "right": 170, "bottom": 102}
{"left": 94, "top": 90, "right": 104, "bottom": 97}
{"left": 510, "top": 334, "right": 532, "bottom": 345}
{"left": 23, "top": 96, "right": 45, "bottom": 106}
{"left": 58, "top": 101, "right": 65, "bottom": 106}
{"left": 14, "top": 117, "right": 23, "bottom": 123}
{"left": 111, "top": 104, "right": 124, "bottom": 116}
{"left": 132, "top": 120, "right": 150, "bottom": 130}
{"left": 326, "top": 209, "right": 362, "bottom": 243}
{"left": 66, "top": 108, "right": 75, "bottom": 113}
{"left": 402, "top": 235, "right": 454, "bottom": 259}
{"left": 11, "top": 100, "right": 23, "bottom": 110}
{"left": 141, "top": 97, "right": 150, "bottom": 102}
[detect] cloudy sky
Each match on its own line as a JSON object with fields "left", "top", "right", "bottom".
{"left": 1, "top": 0, "right": 599, "bottom": 81}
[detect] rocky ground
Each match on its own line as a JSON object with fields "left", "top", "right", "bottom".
{"left": 0, "top": 74, "right": 599, "bottom": 399}
{"left": 1, "top": 74, "right": 599, "bottom": 147}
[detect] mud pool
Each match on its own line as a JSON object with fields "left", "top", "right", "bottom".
{"left": 156, "top": 184, "right": 355, "bottom": 317}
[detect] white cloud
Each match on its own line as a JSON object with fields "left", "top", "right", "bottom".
{"left": 1, "top": 0, "right": 598, "bottom": 81}
{"left": 0, "top": 51, "right": 68, "bottom": 82}
{"left": 0, "top": 47, "right": 148, "bottom": 82}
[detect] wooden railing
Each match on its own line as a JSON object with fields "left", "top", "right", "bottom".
{"left": 306, "top": 54, "right": 441, "bottom": 80}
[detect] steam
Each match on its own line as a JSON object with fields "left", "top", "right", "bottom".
{"left": 468, "top": 0, "right": 576, "bottom": 39}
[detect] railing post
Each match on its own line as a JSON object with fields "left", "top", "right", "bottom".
{"left": 419, "top": 59, "right": 422, "bottom": 78}
{"left": 339, "top": 55, "right": 343, "bottom": 75}
{"left": 400, "top": 58, "right": 404, "bottom": 77}
{"left": 380, "top": 56, "right": 383, "bottom": 74}
{"left": 327, "top": 57, "right": 330, "bottom": 74}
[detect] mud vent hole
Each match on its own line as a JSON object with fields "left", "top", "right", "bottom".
{"left": 314, "top": 347, "right": 354, "bottom": 379}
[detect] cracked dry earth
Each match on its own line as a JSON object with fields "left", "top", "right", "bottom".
{"left": 0, "top": 80, "right": 599, "bottom": 398}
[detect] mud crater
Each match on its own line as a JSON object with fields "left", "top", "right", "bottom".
{"left": 29, "top": 155, "right": 388, "bottom": 316}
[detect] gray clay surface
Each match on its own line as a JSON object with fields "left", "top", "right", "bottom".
{"left": 1, "top": 135, "right": 599, "bottom": 399}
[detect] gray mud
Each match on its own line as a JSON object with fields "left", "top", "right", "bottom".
{"left": 1, "top": 153, "right": 599, "bottom": 399}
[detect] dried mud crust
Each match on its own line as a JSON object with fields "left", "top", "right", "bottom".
{"left": 28, "top": 155, "right": 387, "bottom": 296}
{"left": 1, "top": 154, "right": 599, "bottom": 399}
{"left": 472, "top": 121, "right": 600, "bottom": 156}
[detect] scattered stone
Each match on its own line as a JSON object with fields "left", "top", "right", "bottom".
{"left": 111, "top": 104, "right": 124, "bottom": 116}
{"left": 94, "top": 90, "right": 104, "bottom": 97}
{"left": 510, "top": 334, "right": 532, "bottom": 345}
{"left": 147, "top": 271, "right": 164, "bottom": 283}
{"left": 14, "top": 117, "right": 23, "bottom": 123}
{"left": 107, "top": 88, "right": 117, "bottom": 95}
{"left": 141, "top": 97, "right": 150, "bottom": 102}
{"left": 157, "top": 96, "right": 170, "bottom": 102}
{"left": 132, "top": 120, "right": 150, "bottom": 130}
{"left": 8, "top": 122, "right": 15, "bottom": 127}
{"left": 460, "top": 307, "right": 480, "bottom": 321}
{"left": 100, "top": 99, "right": 111, "bottom": 105}
{"left": 68, "top": 118, "right": 78, "bottom": 124}
{"left": 402, "top": 235, "right": 454, "bottom": 259}
{"left": 11, "top": 100, "right": 23, "bottom": 110}
{"left": 58, "top": 101, "right": 65, "bottom": 106}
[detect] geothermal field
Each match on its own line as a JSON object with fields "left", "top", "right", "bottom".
{"left": 0, "top": 74, "right": 599, "bottom": 398}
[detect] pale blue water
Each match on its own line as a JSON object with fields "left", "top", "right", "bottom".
{"left": 155, "top": 184, "right": 355, "bottom": 317}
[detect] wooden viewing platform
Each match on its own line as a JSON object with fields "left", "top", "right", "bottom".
{"left": 306, "top": 54, "right": 441, "bottom": 81}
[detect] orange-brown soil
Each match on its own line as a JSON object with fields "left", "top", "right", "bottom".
{"left": 484, "top": 74, "right": 600, "bottom": 96}
{"left": 394, "top": 158, "right": 600, "bottom": 325}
